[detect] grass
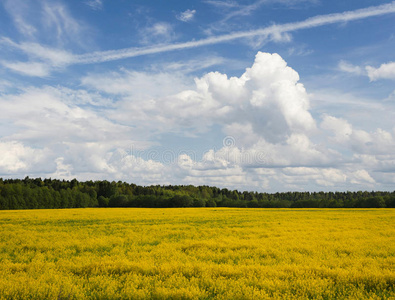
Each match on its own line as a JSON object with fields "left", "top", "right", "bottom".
{"left": 0, "top": 208, "right": 394, "bottom": 299}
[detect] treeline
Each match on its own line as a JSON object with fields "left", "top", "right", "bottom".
{"left": 0, "top": 177, "right": 394, "bottom": 210}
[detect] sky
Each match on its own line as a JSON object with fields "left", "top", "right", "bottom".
{"left": 0, "top": 0, "right": 394, "bottom": 192}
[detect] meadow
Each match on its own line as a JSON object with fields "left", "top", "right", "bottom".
{"left": 0, "top": 208, "right": 394, "bottom": 299}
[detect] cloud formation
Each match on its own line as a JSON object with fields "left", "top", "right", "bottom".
{"left": 1, "top": 51, "right": 394, "bottom": 191}
{"left": 366, "top": 62, "right": 395, "bottom": 81}
{"left": 73, "top": 1, "right": 395, "bottom": 64}
{"left": 177, "top": 9, "right": 196, "bottom": 22}
{"left": 338, "top": 60, "right": 364, "bottom": 76}
{"left": 4, "top": 1, "right": 394, "bottom": 78}
{"left": 2, "top": 0, "right": 84, "bottom": 45}
{"left": 85, "top": 0, "right": 103, "bottom": 10}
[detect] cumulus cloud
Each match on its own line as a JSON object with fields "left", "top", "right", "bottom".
{"left": 82, "top": 52, "right": 393, "bottom": 190}
{"left": 0, "top": 86, "right": 163, "bottom": 182}
{"left": 83, "top": 52, "right": 324, "bottom": 169}
{"left": 321, "top": 115, "right": 395, "bottom": 156}
{"left": 349, "top": 169, "right": 375, "bottom": 185}
{"left": 321, "top": 115, "right": 352, "bottom": 143}
{"left": 282, "top": 167, "right": 347, "bottom": 187}
{"left": 0, "top": 141, "right": 51, "bottom": 174}
{"left": 1, "top": 51, "right": 394, "bottom": 191}
{"left": 0, "top": 86, "right": 145, "bottom": 151}
{"left": 123, "top": 52, "right": 316, "bottom": 141}
{"left": 80, "top": 52, "right": 337, "bottom": 186}
{"left": 177, "top": 9, "right": 196, "bottom": 22}
{"left": 366, "top": 62, "right": 395, "bottom": 81}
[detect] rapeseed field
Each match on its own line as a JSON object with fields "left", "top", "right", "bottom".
{"left": 0, "top": 208, "right": 394, "bottom": 299}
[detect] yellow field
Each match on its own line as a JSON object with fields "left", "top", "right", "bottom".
{"left": 0, "top": 208, "right": 394, "bottom": 299}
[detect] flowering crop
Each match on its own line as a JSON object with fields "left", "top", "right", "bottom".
{"left": 0, "top": 208, "right": 394, "bottom": 299}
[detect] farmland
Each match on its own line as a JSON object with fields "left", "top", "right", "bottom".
{"left": 0, "top": 208, "right": 394, "bottom": 299}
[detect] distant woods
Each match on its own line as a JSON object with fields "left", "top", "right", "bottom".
{"left": 0, "top": 177, "right": 394, "bottom": 210}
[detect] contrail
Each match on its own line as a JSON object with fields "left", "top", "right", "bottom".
{"left": 73, "top": 1, "right": 395, "bottom": 64}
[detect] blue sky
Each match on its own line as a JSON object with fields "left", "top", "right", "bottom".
{"left": 0, "top": 0, "right": 395, "bottom": 192}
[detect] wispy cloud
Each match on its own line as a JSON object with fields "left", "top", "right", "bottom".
{"left": 1, "top": 38, "right": 74, "bottom": 66}
{"left": 176, "top": 9, "right": 196, "bottom": 22}
{"left": 2, "top": 0, "right": 38, "bottom": 38}
{"left": 338, "top": 60, "right": 395, "bottom": 81}
{"left": 41, "top": 2, "right": 83, "bottom": 45}
{"left": 85, "top": 0, "right": 103, "bottom": 10}
{"left": 204, "top": 1, "right": 239, "bottom": 9}
{"left": 2, "top": 0, "right": 87, "bottom": 52}
{"left": 1, "top": 61, "right": 51, "bottom": 77}
{"left": 139, "top": 22, "right": 176, "bottom": 45}
{"left": 3, "top": 1, "right": 395, "bottom": 75}
{"left": 221, "top": 0, "right": 267, "bottom": 22}
{"left": 206, "top": 0, "right": 318, "bottom": 23}
{"left": 0, "top": 37, "right": 74, "bottom": 75}
{"left": 159, "top": 56, "right": 227, "bottom": 73}
{"left": 338, "top": 60, "right": 364, "bottom": 76}
{"left": 73, "top": 2, "right": 395, "bottom": 64}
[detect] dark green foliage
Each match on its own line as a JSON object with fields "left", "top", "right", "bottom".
{"left": 0, "top": 177, "right": 393, "bottom": 209}
{"left": 97, "top": 196, "right": 109, "bottom": 207}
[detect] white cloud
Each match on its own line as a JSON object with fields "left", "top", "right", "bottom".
{"left": 98, "top": 52, "right": 316, "bottom": 141}
{"left": 287, "top": 45, "right": 314, "bottom": 56}
{"left": 0, "top": 80, "right": 12, "bottom": 93}
{"left": 349, "top": 169, "right": 375, "bottom": 185}
{"left": 321, "top": 115, "right": 395, "bottom": 156}
{"left": 1, "top": 51, "right": 394, "bottom": 191}
{"left": 282, "top": 167, "right": 347, "bottom": 187}
{"left": 157, "top": 56, "right": 227, "bottom": 73}
{"left": 0, "top": 85, "right": 162, "bottom": 181}
{"left": 204, "top": 1, "right": 239, "bottom": 9}
{"left": 3, "top": 1, "right": 394, "bottom": 79}
{"left": 1, "top": 38, "right": 75, "bottom": 65}
{"left": 217, "top": 0, "right": 269, "bottom": 22}
{"left": 177, "top": 9, "right": 196, "bottom": 22}
{"left": 72, "top": 2, "right": 395, "bottom": 65}
{"left": 1, "top": 61, "right": 51, "bottom": 77}
{"left": 2, "top": 0, "right": 85, "bottom": 46}
{"left": 321, "top": 115, "right": 352, "bottom": 143}
{"left": 0, "top": 86, "right": 143, "bottom": 147}
{"left": 140, "top": 22, "right": 176, "bottom": 45}
{"left": 81, "top": 69, "right": 191, "bottom": 99}
{"left": 385, "top": 90, "right": 395, "bottom": 102}
{"left": 0, "top": 38, "right": 75, "bottom": 76}
{"left": 41, "top": 1, "right": 84, "bottom": 45}
{"left": 2, "top": 0, "right": 38, "bottom": 37}
{"left": 0, "top": 141, "right": 51, "bottom": 174}
{"left": 366, "top": 62, "right": 395, "bottom": 81}
{"left": 83, "top": 52, "right": 324, "bottom": 170}
{"left": 85, "top": 0, "right": 103, "bottom": 10}
{"left": 338, "top": 60, "right": 364, "bottom": 76}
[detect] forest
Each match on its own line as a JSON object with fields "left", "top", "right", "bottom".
{"left": 0, "top": 177, "right": 394, "bottom": 209}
